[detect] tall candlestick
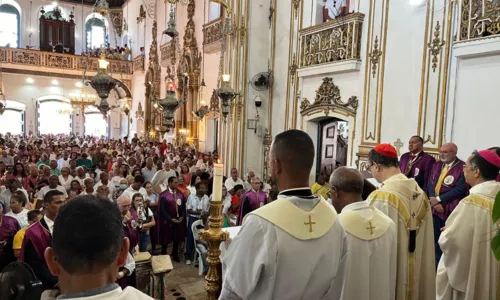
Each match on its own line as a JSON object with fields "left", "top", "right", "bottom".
{"left": 213, "top": 163, "right": 223, "bottom": 202}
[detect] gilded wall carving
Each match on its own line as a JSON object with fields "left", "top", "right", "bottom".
{"left": 459, "top": 0, "right": 500, "bottom": 41}
{"left": 300, "top": 77, "right": 358, "bottom": 117}
{"left": 133, "top": 55, "right": 145, "bottom": 71}
{"left": 160, "top": 40, "right": 177, "bottom": 67}
{"left": 12, "top": 50, "right": 40, "bottom": 65}
{"left": 203, "top": 17, "right": 223, "bottom": 45}
{"left": 46, "top": 54, "right": 73, "bottom": 69}
{"left": 417, "top": 0, "right": 452, "bottom": 151}
{"left": 110, "top": 11, "right": 124, "bottom": 37}
{"left": 299, "top": 13, "right": 364, "bottom": 68}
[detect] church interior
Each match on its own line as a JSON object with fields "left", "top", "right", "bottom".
{"left": 0, "top": 0, "right": 499, "bottom": 298}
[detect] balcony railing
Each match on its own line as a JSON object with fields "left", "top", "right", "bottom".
{"left": 299, "top": 13, "right": 365, "bottom": 68}
{"left": 160, "top": 39, "right": 177, "bottom": 67}
{"left": 458, "top": 0, "right": 500, "bottom": 42}
{"left": 203, "top": 17, "right": 223, "bottom": 46}
{"left": 0, "top": 47, "right": 133, "bottom": 74}
{"left": 133, "top": 54, "right": 145, "bottom": 71}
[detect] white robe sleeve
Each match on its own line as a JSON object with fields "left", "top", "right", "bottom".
{"left": 124, "top": 252, "right": 136, "bottom": 275}
{"left": 220, "top": 215, "right": 277, "bottom": 299}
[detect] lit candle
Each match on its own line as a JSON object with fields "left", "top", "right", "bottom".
{"left": 213, "top": 163, "right": 224, "bottom": 202}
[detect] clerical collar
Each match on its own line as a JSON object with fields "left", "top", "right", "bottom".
{"left": 411, "top": 151, "right": 422, "bottom": 157}
{"left": 279, "top": 187, "right": 314, "bottom": 198}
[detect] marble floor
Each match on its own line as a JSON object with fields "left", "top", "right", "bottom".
{"left": 165, "top": 260, "right": 207, "bottom": 300}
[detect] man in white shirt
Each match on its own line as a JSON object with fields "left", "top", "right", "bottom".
{"left": 220, "top": 130, "right": 347, "bottom": 299}
{"left": 44, "top": 195, "right": 153, "bottom": 300}
{"left": 243, "top": 170, "right": 255, "bottom": 191}
{"left": 94, "top": 172, "right": 115, "bottom": 200}
{"left": 195, "top": 154, "right": 209, "bottom": 172}
{"left": 224, "top": 168, "right": 244, "bottom": 194}
{"left": 151, "top": 161, "right": 177, "bottom": 193}
{"left": 122, "top": 175, "right": 148, "bottom": 199}
{"left": 330, "top": 167, "right": 397, "bottom": 300}
{"left": 141, "top": 157, "right": 157, "bottom": 183}
{"left": 0, "top": 178, "right": 29, "bottom": 209}
{"left": 38, "top": 175, "right": 68, "bottom": 199}
{"left": 57, "top": 151, "right": 70, "bottom": 169}
{"left": 184, "top": 182, "right": 209, "bottom": 265}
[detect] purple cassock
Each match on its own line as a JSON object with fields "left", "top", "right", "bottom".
{"left": 118, "top": 211, "right": 139, "bottom": 289}
{"left": 20, "top": 218, "right": 57, "bottom": 290}
{"left": 427, "top": 159, "right": 468, "bottom": 221}
{"left": 0, "top": 215, "right": 20, "bottom": 270}
{"left": 399, "top": 151, "right": 436, "bottom": 192}
{"left": 237, "top": 190, "right": 267, "bottom": 225}
{"left": 152, "top": 189, "right": 186, "bottom": 247}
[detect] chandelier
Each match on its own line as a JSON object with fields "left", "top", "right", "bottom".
{"left": 155, "top": 85, "right": 185, "bottom": 130}
{"left": 88, "top": 51, "right": 119, "bottom": 116}
{"left": 163, "top": 5, "right": 178, "bottom": 38}
{"left": 216, "top": 74, "right": 239, "bottom": 121}
{"left": 94, "top": 0, "right": 110, "bottom": 16}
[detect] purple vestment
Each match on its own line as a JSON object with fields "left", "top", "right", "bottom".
{"left": 399, "top": 151, "right": 436, "bottom": 192}
{"left": 429, "top": 160, "right": 468, "bottom": 221}
{"left": 152, "top": 189, "right": 186, "bottom": 247}
{"left": 20, "top": 221, "right": 50, "bottom": 264}
{"left": 0, "top": 215, "right": 20, "bottom": 269}
{"left": 237, "top": 190, "right": 267, "bottom": 225}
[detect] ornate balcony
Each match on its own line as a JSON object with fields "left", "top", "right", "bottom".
{"left": 203, "top": 17, "right": 223, "bottom": 54}
{"left": 160, "top": 39, "right": 177, "bottom": 67}
{"left": 457, "top": 0, "right": 500, "bottom": 42}
{"left": 298, "top": 13, "right": 365, "bottom": 69}
{"left": 133, "top": 54, "right": 145, "bottom": 71}
{"left": 0, "top": 47, "right": 133, "bottom": 76}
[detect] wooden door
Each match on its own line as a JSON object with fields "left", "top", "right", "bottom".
{"left": 319, "top": 121, "right": 338, "bottom": 177}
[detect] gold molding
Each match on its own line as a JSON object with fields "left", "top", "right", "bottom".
{"left": 284, "top": 1, "right": 297, "bottom": 130}
{"left": 417, "top": 0, "right": 452, "bottom": 151}
{"left": 393, "top": 138, "right": 404, "bottom": 155}
{"left": 360, "top": 0, "right": 390, "bottom": 145}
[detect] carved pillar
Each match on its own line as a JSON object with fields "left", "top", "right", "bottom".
{"left": 110, "top": 10, "right": 124, "bottom": 38}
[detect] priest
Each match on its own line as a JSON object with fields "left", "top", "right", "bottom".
{"left": 366, "top": 144, "right": 435, "bottom": 300}
{"left": 436, "top": 149, "right": 500, "bottom": 300}
{"left": 330, "top": 167, "right": 397, "bottom": 300}
{"left": 399, "top": 136, "right": 436, "bottom": 192}
{"left": 427, "top": 143, "right": 468, "bottom": 265}
{"left": 236, "top": 176, "right": 268, "bottom": 225}
{"left": 220, "top": 130, "right": 348, "bottom": 299}
{"left": 21, "top": 190, "right": 66, "bottom": 291}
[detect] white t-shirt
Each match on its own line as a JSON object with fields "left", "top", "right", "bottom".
{"left": 58, "top": 174, "right": 74, "bottom": 191}
{"left": 38, "top": 185, "right": 68, "bottom": 199}
{"left": 6, "top": 208, "right": 29, "bottom": 228}
{"left": 122, "top": 187, "right": 148, "bottom": 199}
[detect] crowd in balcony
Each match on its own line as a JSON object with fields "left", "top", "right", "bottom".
{"left": 80, "top": 44, "right": 132, "bottom": 61}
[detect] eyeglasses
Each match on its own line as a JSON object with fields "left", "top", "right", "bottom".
{"left": 463, "top": 165, "right": 476, "bottom": 170}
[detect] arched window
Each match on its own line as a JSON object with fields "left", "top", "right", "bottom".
{"left": 86, "top": 17, "right": 107, "bottom": 50}
{"left": 0, "top": 4, "right": 20, "bottom": 48}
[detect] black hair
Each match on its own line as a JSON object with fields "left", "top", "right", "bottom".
{"left": 44, "top": 190, "right": 65, "bottom": 204}
{"left": 411, "top": 135, "right": 424, "bottom": 144}
{"left": 12, "top": 162, "right": 27, "bottom": 177}
{"left": 52, "top": 195, "right": 124, "bottom": 275}
{"left": 134, "top": 175, "right": 145, "bottom": 184}
{"left": 200, "top": 172, "right": 210, "bottom": 181}
{"left": 367, "top": 149, "right": 399, "bottom": 168}
{"left": 190, "top": 175, "right": 199, "bottom": 187}
{"left": 195, "top": 182, "right": 205, "bottom": 190}
{"left": 272, "top": 130, "right": 315, "bottom": 177}
{"left": 27, "top": 210, "right": 42, "bottom": 222}
{"left": 233, "top": 184, "right": 244, "bottom": 193}
{"left": 470, "top": 150, "right": 500, "bottom": 181}
{"left": 10, "top": 193, "right": 26, "bottom": 207}
{"left": 168, "top": 176, "right": 177, "bottom": 184}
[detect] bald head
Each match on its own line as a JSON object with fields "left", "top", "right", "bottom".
{"left": 329, "top": 167, "right": 364, "bottom": 195}
{"left": 440, "top": 143, "right": 458, "bottom": 164}
{"left": 329, "top": 167, "right": 364, "bottom": 213}
{"left": 270, "top": 130, "right": 314, "bottom": 183}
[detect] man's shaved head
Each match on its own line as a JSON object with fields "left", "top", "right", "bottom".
{"left": 329, "top": 167, "right": 364, "bottom": 213}
{"left": 269, "top": 130, "right": 314, "bottom": 186}
{"left": 441, "top": 143, "right": 457, "bottom": 153}
{"left": 439, "top": 143, "right": 458, "bottom": 164}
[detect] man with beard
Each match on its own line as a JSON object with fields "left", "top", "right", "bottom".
{"left": 220, "top": 130, "right": 347, "bottom": 299}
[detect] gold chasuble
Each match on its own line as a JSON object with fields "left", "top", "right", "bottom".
{"left": 249, "top": 197, "right": 336, "bottom": 240}
{"left": 367, "top": 173, "right": 436, "bottom": 300}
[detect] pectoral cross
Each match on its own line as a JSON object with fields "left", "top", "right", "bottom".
{"left": 366, "top": 222, "right": 375, "bottom": 235}
{"left": 304, "top": 215, "right": 316, "bottom": 232}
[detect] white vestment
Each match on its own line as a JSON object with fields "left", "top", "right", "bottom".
{"left": 339, "top": 201, "right": 397, "bottom": 300}
{"left": 41, "top": 286, "right": 153, "bottom": 300}
{"left": 436, "top": 180, "right": 500, "bottom": 300}
{"left": 220, "top": 193, "right": 348, "bottom": 299}
{"left": 367, "top": 173, "right": 436, "bottom": 300}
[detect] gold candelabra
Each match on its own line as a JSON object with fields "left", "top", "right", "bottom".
{"left": 200, "top": 164, "right": 228, "bottom": 299}
{"left": 69, "top": 89, "right": 97, "bottom": 123}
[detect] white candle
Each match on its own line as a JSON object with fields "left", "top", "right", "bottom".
{"left": 213, "top": 163, "right": 224, "bottom": 202}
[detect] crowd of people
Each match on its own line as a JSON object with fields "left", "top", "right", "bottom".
{"left": 80, "top": 44, "right": 132, "bottom": 61}
{"left": 0, "top": 132, "right": 278, "bottom": 296}
{"left": 1, "top": 130, "right": 499, "bottom": 300}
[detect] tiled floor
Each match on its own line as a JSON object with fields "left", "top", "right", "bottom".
{"left": 165, "top": 260, "right": 207, "bottom": 300}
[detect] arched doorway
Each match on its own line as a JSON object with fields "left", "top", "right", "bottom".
{"left": 0, "top": 100, "right": 25, "bottom": 135}
{"left": 84, "top": 108, "right": 108, "bottom": 138}
{"left": 38, "top": 99, "right": 72, "bottom": 135}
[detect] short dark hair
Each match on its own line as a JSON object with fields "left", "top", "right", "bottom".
{"left": 134, "top": 175, "right": 145, "bottom": 184}
{"left": 367, "top": 149, "right": 399, "bottom": 168}
{"left": 470, "top": 150, "right": 500, "bottom": 181}
{"left": 44, "top": 190, "right": 65, "bottom": 204}
{"left": 10, "top": 194, "right": 26, "bottom": 207}
{"left": 168, "top": 176, "right": 177, "bottom": 184}
{"left": 233, "top": 184, "right": 244, "bottom": 193}
{"left": 411, "top": 135, "right": 424, "bottom": 144}
{"left": 52, "top": 195, "right": 124, "bottom": 275}
{"left": 195, "top": 182, "right": 205, "bottom": 190}
{"left": 272, "top": 130, "right": 315, "bottom": 177}
{"left": 27, "top": 210, "right": 42, "bottom": 222}
{"left": 200, "top": 172, "right": 210, "bottom": 180}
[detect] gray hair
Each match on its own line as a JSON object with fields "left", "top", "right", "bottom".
{"left": 251, "top": 176, "right": 262, "bottom": 184}
{"left": 116, "top": 195, "right": 131, "bottom": 206}
{"left": 84, "top": 178, "right": 94, "bottom": 185}
{"left": 329, "top": 167, "right": 364, "bottom": 195}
